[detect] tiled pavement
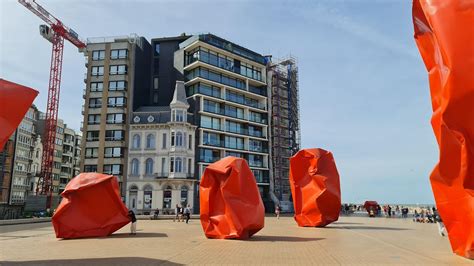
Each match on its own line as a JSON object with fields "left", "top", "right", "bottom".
{"left": 0, "top": 216, "right": 471, "bottom": 265}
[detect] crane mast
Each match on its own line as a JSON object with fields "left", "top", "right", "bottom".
{"left": 18, "top": 0, "right": 86, "bottom": 209}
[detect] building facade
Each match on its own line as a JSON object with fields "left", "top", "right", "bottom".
{"left": 267, "top": 57, "right": 300, "bottom": 211}
{"left": 126, "top": 81, "right": 197, "bottom": 213}
{"left": 80, "top": 35, "right": 151, "bottom": 196}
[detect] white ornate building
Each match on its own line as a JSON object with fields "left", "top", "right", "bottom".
{"left": 126, "top": 81, "right": 197, "bottom": 214}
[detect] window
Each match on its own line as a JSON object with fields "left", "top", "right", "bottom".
{"left": 163, "top": 186, "right": 172, "bottom": 209}
{"left": 132, "top": 134, "right": 141, "bottom": 149}
{"left": 146, "top": 134, "right": 155, "bottom": 149}
{"left": 90, "top": 82, "right": 103, "bottom": 92}
{"left": 249, "top": 125, "right": 263, "bottom": 137}
{"left": 106, "top": 113, "right": 125, "bottom": 124}
{"left": 188, "top": 159, "right": 192, "bottom": 174}
{"left": 170, "top": 157, "right": 174, "bottom": 172}
{"left": 143, "top": 186, "right": 152, "bottom": 209}
{"left": 109, "top": 65, "right": 127, "bottom": 75}
{"left": 89, "top": 98, "right": 102, "bottom": 108}
{"left": 108, "top": 97, "right": 126, "bottom": 107}
{"left": 105, "top": 130, "right": 124, "bottom": 141}
{"left": 181, "top": 186, "right": 188, "bottom": 204}
{"left": 110, "top": 49, "right": 128, "bottom": 59}
{"left": 86, "top": 131, "right": 99, "bottom": 141}
{"left": 145, "top": 158, "right": 154, "bottom": 175}
{"left": 153, "top": 93, "right": 158, "bottom": 103}
{"left": 104, "top": 147, "right": 122, "bottom": 158}
{"left": 84, "top": 165, "right": 97, "bottom": 172}
{"left": 188, "top": 134, "right": 192, "bottom": 150}
{"left": 175, "top": 157, "right": 183, "bottom": 173}
{"left": 203, "top": 132, "right": 220, "bottom": 146}
{"left": 225, "top": 120, "right": 243, "bottom": 134}
{"left": 85, "top": 148, "right": 98, "bottom": 158}
{"left": 131, "top": 159, "right": 139, "bottom": 176}
{"left": 199, "top": 149, "right": 220, "bottom": 163}
{"left": 248, "top": 154, "right": 263, "bottom": 167}
{"left": 225, "top": 136, "right": 244, "bottom": 150}
{"left": 203, "top": 99, "right": 221, "bottom": 114}
{"left": 92, "top": 50, "right": 105, "bottom": 60}
{"left": 161, "top": 158, "right": 166, "bottom": 174}
{"left": 154, "top": 43, "right": 160, "bottom": 56}
{"left": 225, "top": 105, "right": 244, "bottom": 119}
{"left": 162, "top": 133, "right": 167, "bottom": 149}
{"left": 103, "top": 164, "right": 122, "bottom": 175}
{"left": 176, "top": 132, "right": 183, "bottom": 147}
{"left": 91, "top": 66, "right": 104, "bottom": 76}
{"left": 171, "top": 132, "right": 175, "bottom": 146}
{"left": 174, "top": 110, "right": 184, "bottom": 122}
{"left": 226, "top": 151, "right": 243, "bottom": 158}
{"left": 109, "top": 81, "right": 127, "bottom": 91}
{"left": 200, "top": 115, "right": 221, "bottom": 130}
{"left": 153, "top": 77, "right": 159, "bottom": 89}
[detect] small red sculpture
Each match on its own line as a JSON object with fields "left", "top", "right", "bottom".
{"left": 200, "top": 156, "right": 265, "bottom": 239}
{"left": 289, "top": 148, "right": 341, "bottom": 227}
{"left": 52, "top": 173, "right": 130, "bottom": 239}
{"left": 0, "top": 79, "right": 38, "bottom": 150}
{"left": 413, "top": 0, "right": 474, "bottom": 259}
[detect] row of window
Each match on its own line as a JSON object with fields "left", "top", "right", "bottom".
{"left": 200, "top": 115, "right": 264, "bottom": 138}
{"left": 185, "top": 46, "right": 263, "bottom": 81}
{"left": 90, "top": 81, "right": 127, "bottom": 92}
{"left": 89, "top": 97, "right": 127, "bottom": 108}
{"left": 199, "top": 148, "right": 264, "bottom": 167}
{"left": 83, "top": 164, "right": 122, "bottom": 175}
{"left": 92, "top": 49, "right": 128, "bottom": 60}
{"left": 130, "top": 157, "right": 192, "bottom": 176}
{"left": 86, "top": 130, "right": 124, "bottom": 141}
{"left": 203, "top": 99, "right": 267, "bottom": 123}
{"left": 131, "top": 132, "right": 193, "bottom": 150}
{"left": 202, "top": 132, "right": 265, "bottom": 152}
{"left": 85, "top": 147, "right": 124, "bottom": 158}
{"left": 88, "top": 113, "right": 125, "bottom": 125}
{"left": 91, "top": 65, "right": 127, "bottom": 76}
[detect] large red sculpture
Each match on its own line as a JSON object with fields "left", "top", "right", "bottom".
{"left": 289, "top": 148, "right": 341, "bottom": 227}
{"left": 52, "top": 173, "right": 130, "bottom": 239}
{"left": 413, "top": 0, "right": 474, "bottom": 259}
{"left": 200, "top": 156, "right": 264, "bottom": 239}
{"left": 0, "top": 79, "right": 38, "bottom": 150}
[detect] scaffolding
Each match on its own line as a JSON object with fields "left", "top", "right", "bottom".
{"left": 268, "top": 56, "right": 300, "bottom": 204}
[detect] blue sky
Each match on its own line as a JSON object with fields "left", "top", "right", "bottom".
{"left": 0, "top": 0, "right": 437, "bottom": 204}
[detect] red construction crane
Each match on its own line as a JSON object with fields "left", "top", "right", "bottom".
{"left": 18, "top": 0, "right": 86, "bottom": 209}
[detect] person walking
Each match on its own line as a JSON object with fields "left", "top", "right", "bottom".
{"left": 174, "top": 204, "right": 180, "bottom": 222}
{"left": 387, "top": 205, "right": 392, "bottom": 218}
{"left": 275, "top": 204, "right": 281, "bottom": 219}
{"left": 184, "top": 204, "right": 191, "bottom": 224}
{"left": 128, "top": 210, "right": 137, "bottom": 235}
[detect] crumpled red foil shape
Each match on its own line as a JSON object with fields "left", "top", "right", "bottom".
{"left": 289, "top": 148, "right": 341, "bottom": 227}
{"left": 413, "top": 0, "right": 474, "bottom": 259}
{"left": 199, "top": 156, "right": 265, "bottom": 239}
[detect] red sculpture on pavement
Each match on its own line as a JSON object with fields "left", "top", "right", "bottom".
{"left": 200, "top": 156, "right": 265, "bottom": 239}
{"left": 0, "top": 79, "right": 38, "bottom": 150}
{"left": 413, "top": 0, "right": 474, "bottom": 259}
{"left": 289, "top": 148, "right": 341, "bottom": 227}
{"left": 52, "top": 173, "right": 130, "bottom": 239}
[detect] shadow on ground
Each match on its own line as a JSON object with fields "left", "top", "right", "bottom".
{"left": 57, "top": 232, "right": 168, "bottom": 241}
{"left": 2, "top": 257, "right": 181, "bottom": 265}
{"left": 326, "top": 225, "right": 411, "bottom": 231}
{"left": 250, "top": 235, "right": 324, "bottom": 242}
{"left": 333, "top": 222, "right": 362, "bottom": 225}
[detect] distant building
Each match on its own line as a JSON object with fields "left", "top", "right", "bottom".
{"left": 126, "top": 81, "right": 197, "bottom": 213}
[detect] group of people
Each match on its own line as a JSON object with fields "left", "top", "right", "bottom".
{"left": 382, "top": 205, "right": 409, "bottom": 218}
{"left": 174, "top": 204, "right": 192, "bottom": 224}
{"left": 413, "top": 207, "right": 447, "bottom": 237}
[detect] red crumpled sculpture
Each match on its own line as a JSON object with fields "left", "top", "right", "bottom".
{"left": 199, "top": 156, "right": 265, "bottom": 239}
{"left": 52, "top": 173, "right": 130, "bottom": 239}
{"left": 413, "top": 0, "right": 474, "bottom": 259}
{"left": 0, "top": 79, "right": 38, "bottom": 150}
{"left": 363, "top": 201, "right": 379, "bottom": 215}
{"left": 289, "top": 148, "right": 341, "bottom": 227}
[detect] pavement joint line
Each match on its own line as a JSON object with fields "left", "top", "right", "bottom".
{"left": 337, "top": 225, "right": 442, "bottom": 263}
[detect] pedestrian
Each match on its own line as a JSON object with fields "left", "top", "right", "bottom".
{"left": 387, "top": 205, "right": 392, "bottom": 218}
{"left": 179, "top": 204, "right": 184, "bottom": 222}
{"left": 275, "top": 204, "right": 281, "bottom": 219}
{"left": 184, "top": 204, "right": 191, "bottom": 224}
{"left": 128, "top": 210, "right": 137, "bottom": 235}
{"left": 174, "top": 204, "right": 180, "bottom": 222}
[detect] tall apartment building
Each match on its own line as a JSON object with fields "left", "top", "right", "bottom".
{"left": 81, "top": 33, "right": 295, "bottom": 211}
{"left": 267, "top": 57, "right": 300, "bottom": 211}
{"left": 80, "top": 35, "right": 151, "bottom": 196}
{"left": 0, "top": 135, "right": 15, "bottom": 217}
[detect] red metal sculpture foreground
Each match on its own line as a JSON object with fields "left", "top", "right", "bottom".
{"left": 413, "top": 0, "right": 474, "bottom": 259}
{"left": 289, "top": 148, "right": 341, "bottom": 227}
{"left": 52, "top": 173, "right": 130, "bottom": 239}
{"left": 0, "top": 79, "right": 38, "bottom": 150}
{"left": 200, "top": 156, "right": 265, "bottom": 239}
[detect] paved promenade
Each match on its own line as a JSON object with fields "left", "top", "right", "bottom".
{"left": 0, "top": 216, "right": 471, "bottom": 265}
